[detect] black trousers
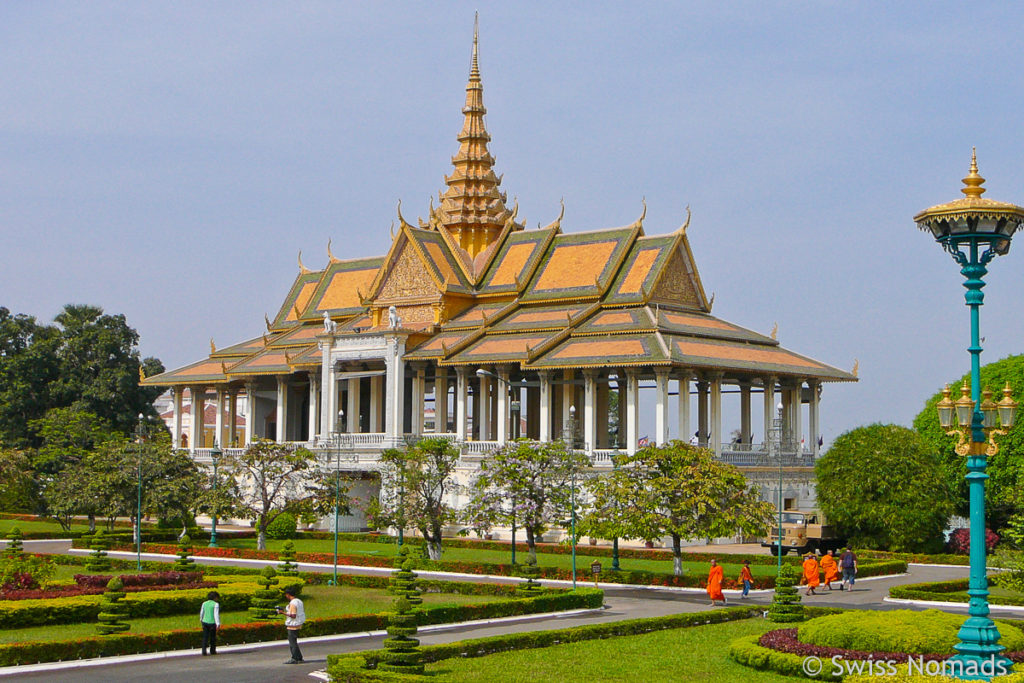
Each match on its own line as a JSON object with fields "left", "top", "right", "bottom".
{"left": 201, "top": 622, "right": 217, "bottom": 654}
{"left": 287, "top": 628, "right": 303, "bottom": 661}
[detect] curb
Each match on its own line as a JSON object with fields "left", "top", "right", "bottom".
{"left": 883, "top": 597, "right": 1024, "bottom": 614}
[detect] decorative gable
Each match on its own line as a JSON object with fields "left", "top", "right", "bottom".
{"left": 648, "top": 247, "right": 704, "bottom": 310}
{"left": 376, "top": 240, "right": 442, "bottom": 303}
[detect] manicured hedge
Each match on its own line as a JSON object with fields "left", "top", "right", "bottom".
{"left": 889, "top": 578, "right": 1024, "bottom": 606}
{"left": 858, "top": 549, "right": 970, "bottom": 566}
{"left": 730, "top": 633, "right": 843, "bottom": 681}
{"left": 0, "top": 585, "right": 603, "bottom": 666}
{"left": 0, "top": 577, "right": 257, "bottom": 629}
{"left": 132, "top": 543, "right": 906, "bottom": 590}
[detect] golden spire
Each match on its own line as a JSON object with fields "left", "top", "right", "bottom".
{"left": 961, "top": 147, "right": 986, "bottom": 199}
{"left": 433, "top": 14, "right": 514, "bottom": 258}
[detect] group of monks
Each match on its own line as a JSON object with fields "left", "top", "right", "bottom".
{"left": 800, "top": 549, "right": 842, "bottom": 595}
{"left": 705, "top": 549, "right": 846, "bottom": 604}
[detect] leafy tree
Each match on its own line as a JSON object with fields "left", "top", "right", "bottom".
{"left": 222, "top": 439, "right": 335, "bottom": 550}
{"left": 589, "top": 442, "right": 773, "bottom": 576}
{"left": 0, "top": 448, "right": 39, "bottom": 513}
{"left": 366, "top": 438, "right": 460, "bottom": 561}
{"left": 462, "top": 439, "right": 590, "bottom": 566}
{"left": 913, "top": 354, "right": 1024, "bottom": 532}
{"left": 0, "top": 308, "right": 60, "bottom": 448}
{"left": 30, "top": 407, "right": 117, "bottom": 475}
{"left": 816, "top": 424, "right": 953, "bottom": 552}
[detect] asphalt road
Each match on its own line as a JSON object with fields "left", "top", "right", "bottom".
{"left": 2, "top": 542, "right": 977, "bottom": 682}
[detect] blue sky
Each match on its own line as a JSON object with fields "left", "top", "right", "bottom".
{"left": 3, "top": 2, "right": 1024, "bottom": 443}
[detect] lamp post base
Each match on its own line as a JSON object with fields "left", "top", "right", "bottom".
{"left": 949, "top": 614, "right": 1012, "bottom": 680}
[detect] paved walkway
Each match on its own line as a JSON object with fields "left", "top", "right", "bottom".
{"left": 3, "top": 542, "right": 975, "bottom": 682}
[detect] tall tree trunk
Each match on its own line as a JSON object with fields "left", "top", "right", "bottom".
{"left": 87, "top": 514, "right": 96, "bottom": 533}
{"left": 526, "top": 528, "right": 538, "bottom": 565}
{"left": 673, "top": 534, "right": 683, "bottom": 576}
{"left": 257, "top": 526, "right": 267, "bottom": 551}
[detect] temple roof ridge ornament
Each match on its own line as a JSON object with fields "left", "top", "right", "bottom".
{"left": 297, "top": 251, "right": 311, "bottom": 274}
{"left": 327, "top": 239, "right": 339, "bottom": 264}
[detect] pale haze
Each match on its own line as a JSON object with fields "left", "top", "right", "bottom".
{"left": 3, "top": 3, "right": 1024, "bottom": 444}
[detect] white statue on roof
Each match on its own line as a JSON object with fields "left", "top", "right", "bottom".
{"left": 388, "top": 305, "right": 401, "bottom": 330}
{"left": 322, "top": 311, "right": 336, "bottom": 334}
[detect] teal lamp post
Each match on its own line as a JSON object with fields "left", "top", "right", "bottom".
{"left": 915, "top": 150, "right": 1024, "bottom": 677}
{"left": 208, "top": 442, "right": 221, "bottom": 548}
{"left": 135, "top": 414, "right": 146, "bottom": 571}
{"left": 562, "top": 405, "right": 579, "bottom": 589}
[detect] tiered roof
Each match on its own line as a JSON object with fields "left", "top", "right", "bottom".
{"left": 144, "top": 23, "right": 854, "bottom": 389}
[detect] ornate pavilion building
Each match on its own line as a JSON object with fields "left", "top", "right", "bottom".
{"left": 144, "top": 26, "right": 855, "bottom": 532}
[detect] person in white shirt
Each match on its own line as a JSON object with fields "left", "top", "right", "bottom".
{"left": 199, "top": 591, "right": 220, "bottom": 656}
{"left": 280, "top": 588, "right": 306, "bottom": 664}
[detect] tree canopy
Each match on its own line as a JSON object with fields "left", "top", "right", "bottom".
{"left": 912, "top": 354, "right": 1024, "bottom": 531}
{"left": 816, "top": 423, "right": 953, "bottom": 552}
{"left": 584, "top": 441, "right": 773, "bottom": 576}
{"left": 0, "top": 304, "right": 163, "bottom": 447}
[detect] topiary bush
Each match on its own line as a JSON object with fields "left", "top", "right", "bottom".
{"left": 85, "top": 530, "right": 111, "bottom": 572}
{"left": 798, "top": 609, "right": 1024, "bottom": 654}
{"left": 378, "top": 596, "right": 424, "bottom": 675}
{"left": 171, "top": 535, "right": 195, "bottom": 572}
{"left": 96, "top": 577, "right": 130, "bottom": 635}
{"left": 515, "top": 561, "right": 544, "bottom": 599}
{"left": 276, "top": 541, "right": 303, "bottom": 598}
{"left": 388, "top": 546, "right": 422, "bottom": 607}
{"left": 248, "top": 566, "right": 281, "bottom": 621}
{"left": 266, "top": 512, "right": 297, "bottom": 540}
{"left": 946, "top": 527, "right": 999, "bottom": 555}
{"left": 768, "top": 564, "right": 803, "bottom": 623}
{"left": 3, "top": 528, "right": 24, "bottom": 559}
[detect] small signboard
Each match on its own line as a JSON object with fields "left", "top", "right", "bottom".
{"left": 590, "top": 560, "right": 601, "bottom": 585}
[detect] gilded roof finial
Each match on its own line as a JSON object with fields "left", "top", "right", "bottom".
{"left": 327, "top": 239, "right": 339, "bottom": 264}
{"left": 297, "top": 250, "right": 310, "bottom": 274}
{"left": 961, "top": 147, "right": 986, "bottom": 199}
{"left": 471, "top": 11, "right": 480, "bottom": 82}
{"left": 210, "top": 338, "right": 216, "bottom": 354}
{"left": 770, "top": 322, "right": 778, "bottom": 340}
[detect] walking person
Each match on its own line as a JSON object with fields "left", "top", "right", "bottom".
{"left": 840, "top": 547, "right": 858, "bottom": 590}
{"left": 801, "top": 553, "right": 820, "bottom": 596}
{"left": 199, "top": 591, "right": 220, "bottom": 656}
{"left": 820, "top": 549, "right": 840, "bottom": 591}
{"left": 739, "top": 560, "right": 753, "bottom": 598}
{"left": 279, "top": 588, "right": 306, "bottom": 664}
{"left": 707, "top": 559, "right": 726, "bottom": 606}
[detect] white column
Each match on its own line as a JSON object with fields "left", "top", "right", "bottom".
{"left": 561, "top": 370, "right": 574, "bottom": 430}
{"left": 697, "top": 380, "right": 709, "bottom": 447}
{"left": 320, "top": 340, "right": 334, "bottom": 441}
{"left": 347, "top": 378, "right": 360, "bottom": 434}
{"left": 385, "top": 337, "right": 406, "bottom": 441}
{"left": 369, "top": 376, "right": 382, "bottom": 432}
{"left": 215, "top": 387, "right": 226, "bottom": 447}
{"left": 740, "top": 381, "right": 751, "bottom": 446}
{"left": 583, "top": 370, "right": 596, "bottom": 452}
{"left": 455, "top": 367, "right": 469, "bottom": 441}
{"left": 497, "top": 367, "right": 509, "bottom": 443}
{"left": 539, "top": 370, "right": 552, "bottom": 442}
{"left": 809, "top": 381, "right": 820, "bottom": 457}
{"left": 710, "top": 373, "right": 723, "bottom": 457}
{"left": 172, "top": 386, "right": 183, "bottom": 449}
{"left": 189, "top": 386, "right": 204, "bottom": 450}
{"left": 435, "top": 368, "right": 448, "bottom": 433}
{"left": 228, "top": 388, "right": 238, "bottom": 447}
{"left": 276, "top": 376, "right": 288, "bottom": 442}
{"left": 763, "top": 377, "right": 776, "bottom": 444}
{"left": 626, "top": 371, "right": 638, "bottom": 455}
{"left": 307, "top": 372, "right": 320, "bottom": 441}
{"left": 677, "top": 373, "right": 690, "bottom": 443}
{"left": 244, "top": 381, "right": 256, "bottom": 445}
{"left": 411, "top": 366, "right": 424, "bottom": 436}
{"left": 655, "top": 369, "right": 669, "bottom": 445}
{"left": 478, "top": 370, "right": 491, "bottom": 440}
{"left": 793, "top": 382, "right": 804, "bottom": 452}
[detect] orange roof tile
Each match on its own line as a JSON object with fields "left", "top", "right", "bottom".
{"left": 591, "top": 311, "right": 634, "bottom": 326}
{"left": 466, "top": 336, "right": 548, "bottom": 357}
{"left": 675, "top": 340, "right": 825, "bottom": 370}
{"left": 534, "top": 242, "right": 617, "bottom": 291}
{"left": 552, "top": 339, "right": 646, "bottom": 359}
{"left": 285, "top": 282, "right": 318, "bottom": 321}
{"left": 618, "top": 248, "right": 661, "bottom": 294}
{"left": 319, "top": 269, "right": 377, "bottom": 311}
{"left": 664, "top": 313, "right": 738, "bottom": 331}
{"left": 490, "top": 242, "right": 535, "bottom": 286}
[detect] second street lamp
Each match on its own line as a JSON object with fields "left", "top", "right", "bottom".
{"left": 914, "top": 150, "right": 1024, "bottom": 672}
{"left": 208, "top": 442, "right": 221, "bottom": 548}
{"left": 135, "top": 413, "right": 145, "bottom": 571}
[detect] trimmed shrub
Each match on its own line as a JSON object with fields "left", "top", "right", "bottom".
{"left": 0, "top": 553, "right": 54, "bottom": 592}
{"left": 515, "top": 562, "right": 544, "bottom": 599}
{"left": 266, "top": 512, "right": 297, "bottom": 540}
{"left": 729, "top": 633, "right": 842, "bottom": 680}
{"left": 798, "top": 609, "right": 1024, "bottom": 654}
{"left": 947, "top": 527, "right": 999, "bottom": 555}
{"left": 389, "top": 547, "right": 421, "bottom": 607}
{"left": 171, "top": 535, "right": 195, "bottom": 572}
{"left": 85, "top": 530, "right": 111, "bottom": 572}
{"left": 379, "top": 596, "right": 424, "bottom": 675}
{"left": 248, "top": 566, "right": 280, "bottom": 621}
{"left": 96, "top": 577, "right": 129, "bottom": 635}
{"left": 767, "top": 564, "right": 803, "bottom": 623}
{"left": 3, "top": 528, "right": 24, "bottom": 559}
{"left": 74, "top": 571, "right": 204, "bottom": 589}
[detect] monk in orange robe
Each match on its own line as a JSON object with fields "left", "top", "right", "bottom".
{"left": 707, "top": 559, "right": 726, "bottom": 606}
{"left": 820, "top": 550, "right": 840, "bottom": 591}
{"left": 802, "top": 554, "right": 820, "bottom": 596}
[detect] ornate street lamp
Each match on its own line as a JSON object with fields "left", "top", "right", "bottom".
{"left": 135, "top": 413, "right": 146, "bottom": 571}
{"left": 915, "top": 150, "right": 1024, "bottom": 672}
{"left": 563, "top": 404, "right": 579, "bottom": 589}
{"left": 768, "top": 403, "right": 784, "bottom": 577}
{"left": 208, "top": 442, "right": 221, "bottom": 548}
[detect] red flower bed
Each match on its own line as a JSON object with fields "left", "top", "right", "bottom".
{"left": 74, "top": 571, "right": 203, "bottom": 588}
{"left": 758, "top": 628, "right": 1024, "bottom": 664}
{"left": 1, "top": 581, "right": 217, "bottom": 601}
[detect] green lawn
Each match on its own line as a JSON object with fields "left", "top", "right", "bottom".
{"left": 426, "top": 617, "right": 790, "bottom": 682}
{"left": 0, "top": 584, "right": 498, "bottom": 643}
{"left": 208, "top": 537, "right": 778, "bottom": 579}
{"left": 0, "top": 519, "right": 97, "bottom": 536}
